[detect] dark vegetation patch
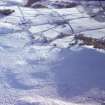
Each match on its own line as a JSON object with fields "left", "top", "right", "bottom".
{"left": 0, "top": 9, "right": 14, "bottom": 16}
{"left": 75, "top": 34, "right": 105, "bottom": 50}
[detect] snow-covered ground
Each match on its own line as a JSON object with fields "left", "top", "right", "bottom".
{"left": 0, "top": 0, "right": 105, "bottom": 105}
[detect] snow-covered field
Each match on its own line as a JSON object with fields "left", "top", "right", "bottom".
{"left": 0, "top": 0, "right": 105, "bottom": 105}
